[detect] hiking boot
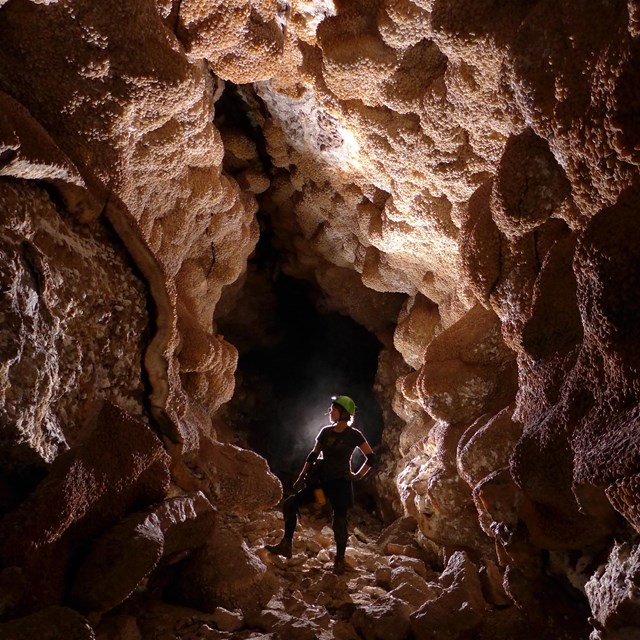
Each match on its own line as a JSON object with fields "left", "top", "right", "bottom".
{"left": 265, "top": 538, "right": 292, "bottom": 559}
{"left": 332, "top": 556, "right": 346, "bottom": 575}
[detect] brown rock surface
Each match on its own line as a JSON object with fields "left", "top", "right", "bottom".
{"left": 70, "top": 492, "right": 215, "bottom": 614}
{"left": 416, "top": 304, "right": 517, "bottom": 424}
{"left": 0, "top": 606, "right": 95, "bottom": 640}
{"left": 0, "top": 91, "right": 100, "bottom": 220}
{"left": 350, "top": 595, "right": 412, "bottom": 640}
{"left": 585, "top": 542, "right": 640, "bottom": 639}
{"left": 176, "top": 520, "right": 278, "bottom": 614}
{"left": 0, "top": 0, "right": 259, "bottom": 449}
{"left": 457, "top": 406, "right": 522, "bottom": 490}
{"left": 0, "top": 178, "right": 147, "bottom": 472}
{"left": 0, "top": 403, "right": 170, "bottom": 612}
{"left": 2, "top": 1, "right": 640, "bottom": 637}
{"left": 511, "top": 187, "right": 640, "bottom": 550}
{"left": 409, "top": 551, "right": 486, "bottom": 640}
{"left": 503, "top": 565, "right": 592, "bottom": 639}
{"left": 179, "top": 436, "right": 282, "bottom": 513}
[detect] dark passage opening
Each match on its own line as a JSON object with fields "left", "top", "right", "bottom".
{"left": 219, "top": 273, "right": 384, "bottom": 482}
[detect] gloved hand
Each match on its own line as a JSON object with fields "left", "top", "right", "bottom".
{"left": 293, "top": 476, "right": 306, "bottom": 492}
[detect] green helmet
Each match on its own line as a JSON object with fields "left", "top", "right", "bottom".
{"left": 332, "top": 395, "right": 356, "bottom": 416}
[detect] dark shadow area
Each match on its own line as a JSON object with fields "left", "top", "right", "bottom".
{"left": 223, "top": 273, "right": 384, "bottom": 481}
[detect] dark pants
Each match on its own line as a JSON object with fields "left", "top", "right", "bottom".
{"left": 283, "top": 478, "right": 353, "bottom": 558}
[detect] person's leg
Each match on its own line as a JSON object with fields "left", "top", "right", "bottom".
{"left": 332, "top": 507, "right": 348, "bottom": 557}
{"left": 267, "top": 485, "right": 315, "bottom": 557}
{"left": 282, "top": 494, "right": 300, "bottom": 539}
{"left": 324, "top": 479, "right": 353, "bottom": 573}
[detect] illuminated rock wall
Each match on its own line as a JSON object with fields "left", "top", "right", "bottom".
{"left": 1, "top": 0, "right": 640, "bottom": 637}
{"left": 0, "top": 0, "right": 280, "bottom": 626}
{"left": 193, "top": 0, "right": 640, "bottom": 634}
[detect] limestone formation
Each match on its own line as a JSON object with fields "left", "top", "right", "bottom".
{"left": 70, "top": 492, "right": 216, "bottom": 615}
{"left": 586, "top": 542, "right": 640, "bottom": 640}
{"left": 2, "top": 0, "right": 640, "bottom": 637}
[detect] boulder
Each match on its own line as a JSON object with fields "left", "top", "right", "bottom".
{"left": 585, "top": 542, "right": 640, "bottom": 638}
{"left": 70, "top": 492, "right": 215, "bottom": 614}
{"left": 182, "top": 436, "right": 282, "bottom": 513}
{"left": 0, "top": 403, "right": 170, "bottom": 612}
{"left": 0, "top": 606, "right": 95, "bottom": 640}
{"left": 410, "top": 551, "right": 486, "bottom": 640}
{"left": 175, "top": 522, "right": 278, "bottom": 614}
{"left": 248, "top": 608, "right": 331, "bottom": 640}
{"left": 351, "top": 595, "right": 413, "bottom": 640}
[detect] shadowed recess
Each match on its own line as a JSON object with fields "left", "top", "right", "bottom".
{"left": 222, "top": 274, "right": 383, "bottom": 478}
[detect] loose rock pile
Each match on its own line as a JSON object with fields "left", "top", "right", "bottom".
{"left": 94, "top": 507, "right": 438, "bottom": 640}
{"left": 84, "top": 504, "right": 587, "bottom": 640}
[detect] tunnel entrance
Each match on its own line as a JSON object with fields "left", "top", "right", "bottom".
{"left": 213, "top": 83, "right": 385, "bottom": 483}
{"left": 218, "top": 270, "right": 384, "bottom": 482}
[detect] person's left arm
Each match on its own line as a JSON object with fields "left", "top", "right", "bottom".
{"left": 352, "top": 439, "right": 376, "bottom": 480}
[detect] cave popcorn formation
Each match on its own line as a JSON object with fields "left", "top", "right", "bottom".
{"left": 1, "top": 0, "right": 640, "bottom": 638}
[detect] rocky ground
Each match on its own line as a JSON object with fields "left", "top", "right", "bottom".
{"left": 90, "top": 498, "right": 587, "bottom": 640}
{"left": 92, "top": 505, "right": 449, "bottom": 640}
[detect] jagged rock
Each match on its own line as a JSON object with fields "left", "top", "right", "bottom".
{"left": 175, "top": 522, "right": 278, "bottom": 614}
{"left": 0, "top": 606, "right": 95, "bottom": 640}
{"left": 375, "top": 566, "right": 393, "bottom": 590}
{"left": 387, "top": 581, "right": 434, "bottom": 610}
{"left": 478, "top": 560, "right": 510, "bottom": 608}
{"left": 388, "top": 567, "right": 439, "bottom": 609}
{"left": 503, "top": 565, "right": 591, "bottom": 638}
{"left": 350, "top": 595, "right": 413, "bottom": 640}
{"left": 131, "top": 601, "right": 240, "bottom": 640}
{"left": 376, "top": 515, "right": 418, "bottom": 551}
{"left": 71, "top": 517, "right": 164, "bottom": 617}
{"left": 397, "top": 421, "right": 492, "bottom": 552}
{"left": 248, "top": 608, "right": 331, "bottom": 640}
{"left": 180, "top": 436, "right": 282, "bottom": 513}
{"left": 386, "top": 555, "right": 432, "bottom": 580}
{"left": 409, "top": 551, "right": 486, "bottom": 640}
{"left": 0, "top": 403, "right": 170, "bottom": 612}
{"left": 585, "top": 542, "right": 640, "bottom": 639}
{"left": 457, "top": 406, "right": 522, "bottom": 490}
{"left": 210, "top": 607, "right": 244, "bottom": 633}
{"left": 70, "top": 492, "right": 215, "bottom": 614}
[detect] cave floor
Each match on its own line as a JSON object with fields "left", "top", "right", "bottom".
{"left": 113, "top": 505, "right": 436, "bottom": 640}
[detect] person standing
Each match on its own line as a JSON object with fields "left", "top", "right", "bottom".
{"left": 266, "top": 395, "right": 376, "bottom": 574}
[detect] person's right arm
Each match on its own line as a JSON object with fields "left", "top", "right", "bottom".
{"left": 293, "top": 441, "right": 322, "bottom": 491}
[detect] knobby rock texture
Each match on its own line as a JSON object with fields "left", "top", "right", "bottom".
{"left": 1, "top": 0, "right": 640, "bottom": 638}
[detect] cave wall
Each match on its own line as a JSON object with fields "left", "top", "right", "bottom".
{"left": 0, "top": 0, "right": 282, "bottom": 626}
{"left": 1, "top": 0, "right": 640, "bottom": 637}
{"left": 197, "top": 0, "right": 640, "bottom": 634}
